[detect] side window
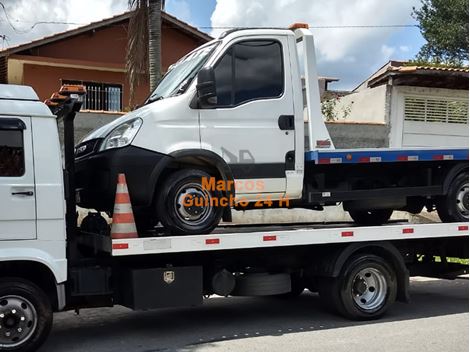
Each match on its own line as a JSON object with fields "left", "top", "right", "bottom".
{"left": 214, "top": 40, "right": 283, "bottom": 107}
{"left": 0, "top": 128, "right": 25, "bottom": 177}
{"left": 214, "top": 47, "right": 233, "bottom": 106}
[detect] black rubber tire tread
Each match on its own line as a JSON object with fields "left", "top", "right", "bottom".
{"left": 232, "top": 273, "right": 291, "bottom": 296}
{"left": 134, "top": 209, "right": 157, "bottom": 233}
{"left": 436, "top": 172, "right": 469, "bottom": 223}
{"left": 318, "top": 254, "right": 397, "bottom": 320}
{"left": 0, "top": 277, "right": 52, "bottom": 352}
{"left": 157, "top": 169, "right": 224, "bottom": 235}
{"left": 348, "top": 209, "right": 393, "bottom": 226}
{"left": 273, "top": 273, "right": 305, "bottom": 299}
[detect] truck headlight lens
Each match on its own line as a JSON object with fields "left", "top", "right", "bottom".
{"left": 101, "top": 118, "right": 142, "bottom": 151}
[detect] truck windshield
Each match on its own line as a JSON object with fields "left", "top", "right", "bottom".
{"left": 146, "top": 41, "right": 219, "bottom": 104}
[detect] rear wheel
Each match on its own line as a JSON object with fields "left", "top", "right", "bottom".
{"left": 0, "top": 278, "right": 52, "bottom": 352}
{"left": 437, "top": 172, "right": 468, "bottom": 222}
{"left": 319, "top": 254, "right": 397, "bottom": 320}
{"left": 348, "top": 209, "right": 393, "bottom": 226}
{"left": 157, "top": 169, "right": 224, "bottom": 235}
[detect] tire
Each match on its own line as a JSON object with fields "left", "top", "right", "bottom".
{"left": 0, "top": 278, "right": 52, "bottom": 352}
{"left": 157, "top": 169, "right": 224, "bottom": 235}
{"left": 232, "top": 273, "right": 291, "bottom": 296}
{"left": 348, "top": 209, "right": 393, "bottom": 226}
{"left": 319, "top": 254, "right": 397, "bottom": 320}
{"left": 273, "top": 273, "right": 305, "bottom": 299}
{"left": 437, "top": 172, "right": 469, "bottom": 222}
{"left": 134, "top": 209, "right": 157, "bottom": 233}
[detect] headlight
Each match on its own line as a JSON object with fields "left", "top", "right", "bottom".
{"left": 100, "top": 118, "right": 142, "bottom": 151}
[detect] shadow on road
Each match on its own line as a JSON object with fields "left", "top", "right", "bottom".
{"left": 41, "top": 278, "right": 468, "bottom": 352}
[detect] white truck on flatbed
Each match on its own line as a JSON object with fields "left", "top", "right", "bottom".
{"left": 0, "top": 26, "right": 468, "bottom": 352}
{"left": 73, "top": 24, "right": 468, "bottom": 235}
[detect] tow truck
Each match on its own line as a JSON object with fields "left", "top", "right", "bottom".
{"left": 0, "top": 25, "right": 468, "bottom": 352}
{"left": 74, "top": 23, "right": 468, "bottom": 235}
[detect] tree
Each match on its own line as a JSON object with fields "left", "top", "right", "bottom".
{"left": 412, "top": 0, "right": 469, "bottom": 64}
{"left": 126, "top": 0, "right": 163, "bottom": 106}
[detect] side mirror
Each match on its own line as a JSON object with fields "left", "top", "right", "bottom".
{"left": 196, "top": 67, "right": 217, "bottom": 108}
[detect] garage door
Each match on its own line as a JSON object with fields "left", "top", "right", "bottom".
{"left": 402, "top": 95, "right": 468, "bottom": 147}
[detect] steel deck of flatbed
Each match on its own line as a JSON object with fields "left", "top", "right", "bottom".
{"left": 305, "top": 147, "right": 468, "bottom": 164}
{"left": 109, "top": 221, "right": 469, "bottom": 256}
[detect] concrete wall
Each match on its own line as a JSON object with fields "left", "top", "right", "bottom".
{"left": 333, "top": 84, "right": 387, "bottom": 123}
{"left": 58, "top": 111, "right": 122, "bottom": 145}
{"left": 326, "top": 121, "right": 389, "bottom": 148}
{"left": 68, "top": 112, "right": 390, "bottom": 150}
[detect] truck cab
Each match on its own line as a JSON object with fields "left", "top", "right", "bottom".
{"left": 0, "top": 85, "right": 67, "bottom": 351}
{"left": 0, "top": 85, "right": 66, "bottom": 272}
{"left": 74, "top": 26, "right": 338, "bottom": 233}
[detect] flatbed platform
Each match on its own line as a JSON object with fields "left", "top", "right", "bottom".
{"left": 103, "top": 221, "right": 469, "bottom": 257}
{"left": 305, "top": 147, "right": 469, "bottom": 164}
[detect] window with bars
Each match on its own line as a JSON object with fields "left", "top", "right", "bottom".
{"left": 404, "top": 95, "right": 468, "bottom": 124}
{"left": 62, "top": 80, "right": 122, "bottom": 112}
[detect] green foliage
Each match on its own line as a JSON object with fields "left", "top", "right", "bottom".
{"left": 321, "top": 93, "right": 352, "bottom": 122}
{"left": 412, "top": 0, "right": 469, "bottom": 64}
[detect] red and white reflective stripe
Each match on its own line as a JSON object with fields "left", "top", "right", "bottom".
{"left": 458, "top": 225, "right": 468, "bottom": 231}
{"left": 112, "top": 243, "right": 129, "bottom": 250}
{"left": 433, "top": 154, "right": 454, "bottom": 160}
{"left": 205, "top": 238, "right": 220, "bottom": 245}
{"left": 263, "top": 235, "right": 277, "bottom": 241}
{"left": 397, "top": 155, "right": 419, "bottom": 161}
{"left": 319, "top": 157, "right": 342, "bottom": 164}
{"left": 359, "top": 156, "right": 382, "bottom": 163}
{"left": 341, "top": 231, "right": 354, "bottom": 237}
{"left": 402, "top": 228, "right": 414, "bottom": 234}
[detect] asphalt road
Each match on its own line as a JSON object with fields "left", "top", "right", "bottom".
{"left": 40, "top": 277, "right": 469, "bottom": 352}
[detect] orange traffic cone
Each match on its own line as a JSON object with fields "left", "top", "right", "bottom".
{"left": 111, "top": 173, "right": 138, "bottom": 239}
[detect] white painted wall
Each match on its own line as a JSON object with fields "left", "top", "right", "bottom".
{"left": 333, "top": 85, "right": 387, "bottom": 123}
{"left": 389, "top": 86, "right": 469, "bottom": 148}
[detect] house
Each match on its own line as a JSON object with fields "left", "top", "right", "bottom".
{"left": 332, "top": 60, "right": 469, "bottom": 148}
{"left": 0, "top": 11, "right": 212, "bottom": 112}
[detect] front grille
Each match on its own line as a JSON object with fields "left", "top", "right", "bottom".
{"left": 75, "top": 138, "right": 101, "bottom": 159}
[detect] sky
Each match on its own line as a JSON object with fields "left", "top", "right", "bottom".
{"left": 0, "top": 0, "right": 426, "bottom": 90}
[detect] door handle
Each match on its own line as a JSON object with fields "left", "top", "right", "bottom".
{"left": 12, "top": 191, "right": 34, "bottom": 196}
{"left": 278, "top": 115, "right": 295, "bottom": 130}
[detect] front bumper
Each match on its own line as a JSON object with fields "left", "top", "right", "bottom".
{"left": 75, "top": 144, "right": 170, "bottom": 212}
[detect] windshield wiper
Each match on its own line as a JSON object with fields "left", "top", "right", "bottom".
{"left": 175, "top": 80, "right": 190, "bottom": 96}
{"left": 146, "top": 95, "right": 164, "bottom": 104}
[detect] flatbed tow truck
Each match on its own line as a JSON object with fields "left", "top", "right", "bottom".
{"left": 0, "top": 27, "right": 468, "bottom": 352}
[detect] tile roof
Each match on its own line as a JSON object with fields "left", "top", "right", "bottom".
{"left": 392, "top": 65, "right": 469, "bottom": 73}
{"left": 0, "top": 10, "right": 212, "bottom": 57}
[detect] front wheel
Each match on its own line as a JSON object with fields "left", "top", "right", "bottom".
{"left": 0, "top": 278, "right": 52, "bottom": 352}
{"left": 348, "top": 209, "right": 393, "bottom": 226}
{"left": 157, "top": 169, "right": 224, "bottom": 235}
{"left": 437, "top": 172, "right": 468, "bottom": 222}
{"left": 319, "top": 254, "right": 397, "bottom": 320}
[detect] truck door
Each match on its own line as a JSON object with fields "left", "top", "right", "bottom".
{"left": 199, "top": 37, "right": 295, "bottom": 199}
{"left": 0, "top": 117, "right": 36, "bottom": 240}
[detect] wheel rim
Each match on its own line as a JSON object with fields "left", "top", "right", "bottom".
{"left": 351, "top": 268, "right": 387, "bottom": 311}
{"left": 0, "top": 295, "right": 37, "bottom": 348}
{"left": 456, "top": 183, "right": 469, "bottom": 219}
{"left": 174, "top": 182, "right": 214, "bottom": 226}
